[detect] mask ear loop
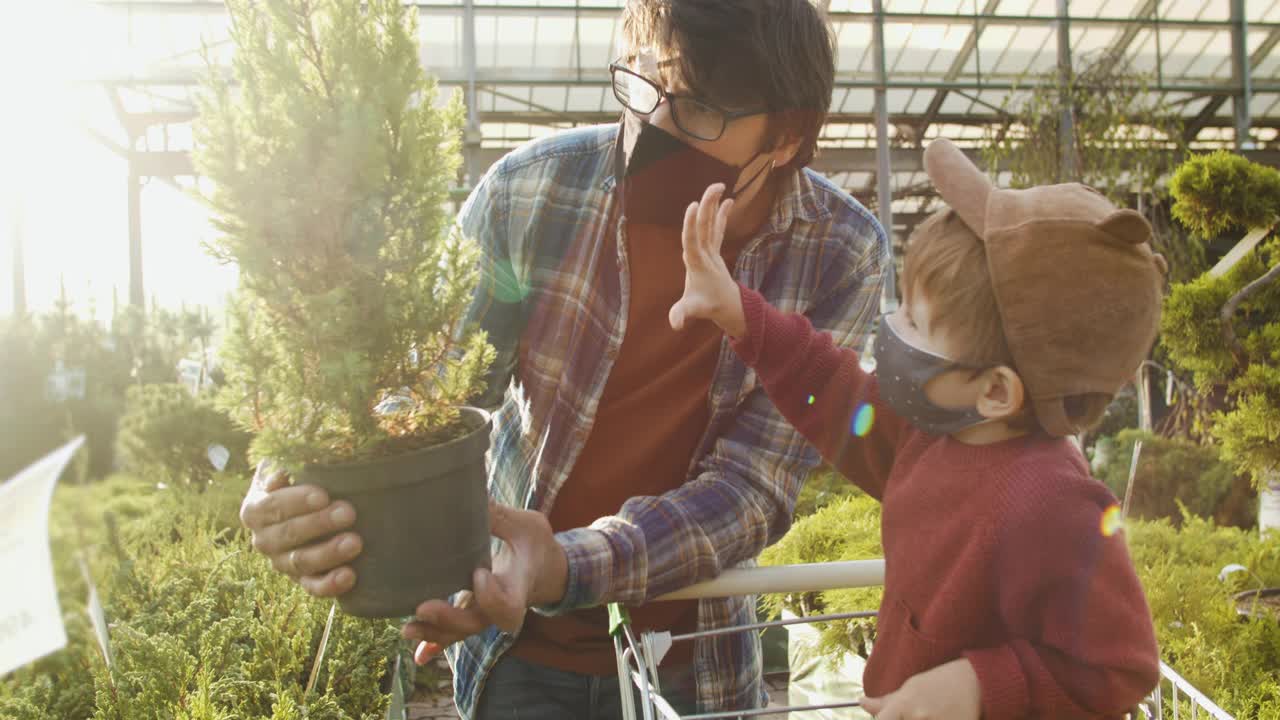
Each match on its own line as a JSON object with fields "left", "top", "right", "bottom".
{"left": 727, "top": 157, "right": 774, "bottom": 200}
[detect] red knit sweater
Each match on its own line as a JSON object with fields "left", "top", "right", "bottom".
{"left": 731, "top": 285, "right": 1159, "bottom": 719}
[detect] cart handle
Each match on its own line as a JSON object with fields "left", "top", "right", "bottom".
{"left": 653, "top": 559, "right": 885, "bottom": 601}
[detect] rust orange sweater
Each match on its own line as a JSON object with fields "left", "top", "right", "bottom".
{"left": 509, "top": 223, "right": 752, "bottom": 674}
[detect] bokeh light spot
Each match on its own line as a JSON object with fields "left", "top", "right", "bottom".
{"left": 1100, "top": 504, "right": 1124, "bottom": 537}
{"left": 851, "top": 402, "right": 875, "bottom": 437}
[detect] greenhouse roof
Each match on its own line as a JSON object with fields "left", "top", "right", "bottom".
{"left": 75, "top": 0, "right": 1280, "bottom": 236}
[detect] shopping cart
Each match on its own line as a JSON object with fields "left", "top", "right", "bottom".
{"left": 608, "top": 559, "right": 1225, "bottom": 720}
{"left": 610, "top": 559, "right": 886, "bottom": 720}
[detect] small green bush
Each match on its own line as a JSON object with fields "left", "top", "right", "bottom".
{"left": 761, "top": 492, "right": 884, "bottom": 660}
{"left": 1094, "top": 429, "right": 1251, "bottom": 528}
{"left": 115, "top": 383, "right": 251, "bottom": 485}
{"left": 1161, "top": 237, "right": 1280, "bottom": 481}
{"left": 794, "top": 469, "right": 860, "bottom": 518}
{"left": 1170, "top": 151, "right": 1280, "bottom": 239}
{"left": 0, "top": 474, "right": 402, "bottom": 719}
{"left": 1128, "top": 513, "right": 1280, "bottom": 719}
{"left": 0, "top": 298, "right": 217, "bottom": 483}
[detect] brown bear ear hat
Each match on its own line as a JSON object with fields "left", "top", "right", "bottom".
{"left": 921, "top": 138, "right": 1168, "bottom": 437}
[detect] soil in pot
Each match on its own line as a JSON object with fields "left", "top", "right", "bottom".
{"left": 297, "top": 406, "right": 493, "bottom": 618}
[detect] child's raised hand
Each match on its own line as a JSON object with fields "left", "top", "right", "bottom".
{"left": 859, "top": 658, "right": 981, "bottom": 720}
{"left": 669, "top": 183, "right": 746, "bottom": 337}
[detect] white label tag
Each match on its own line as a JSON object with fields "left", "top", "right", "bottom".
{"left": 0, "top": 437, "right": 83, "bottom": 677}
{"left": 207, "top": 444, "right": 230, "bottom": 472}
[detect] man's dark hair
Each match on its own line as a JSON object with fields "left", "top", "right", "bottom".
{"left": 622, "top": 0, "right": 835, "bottom": 172}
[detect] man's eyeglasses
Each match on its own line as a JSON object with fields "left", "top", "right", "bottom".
{"left": 608, "top": 61, "right": 767, "bottom": 142}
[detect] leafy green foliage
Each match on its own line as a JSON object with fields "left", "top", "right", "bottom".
{"left": 0, "top": 296, "right": 219, "bottom": 483}
{"left": 115, "top": 384, "right": 251, "bottom": 485}
{"left": 793, "top": 469, "right": 860, "bottom": 518}
{"left": 981, "top": 49, "right": 1208, "bottom": 282}
{"left": 983, "top": 49, "right": 1184, "bottom": 204}
{"left": 1093, "top": 430, "right": 1250, "bottom": 528}
{"left": 0, "top": 474, "right": 400, "bottom": 719}
{"left": 1170, "top": 151, "right": 1280, "bottom": 238}
{"left": 1128, "top": 514, "right": 1280, "bottom": 719}
{"left": 195, "top": 0, "right": 493, "bottom": 470}
{"left": 760, "top": 492, "right": 884, "bottom": 660}
{"left": 1162, "top": 162, "right": 1280, "bottom": 480}
{"left": 1087, "top": 389, "right": 1140, "bottom": 446}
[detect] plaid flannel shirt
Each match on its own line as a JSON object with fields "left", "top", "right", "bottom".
{"left": 445, "top": 124, "right": 887, "bottom": 718}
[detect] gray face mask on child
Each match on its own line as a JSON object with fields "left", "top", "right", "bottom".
{"left": 873, "top": 315, "right": 990, "bottom": 436}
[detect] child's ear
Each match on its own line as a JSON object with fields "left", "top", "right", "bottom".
{"left": 975, "top": 366, "right": 1026, "bottom": 421}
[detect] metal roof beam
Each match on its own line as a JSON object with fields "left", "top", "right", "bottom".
{"left": 1183, "top": 25, "right": 1280, "bottom": 142}
{"left": 918, "top": 0, "right": 1002, "bottom": 144}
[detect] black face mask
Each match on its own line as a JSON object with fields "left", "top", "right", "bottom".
{"left": 617, "top": 112, "right": 772, "bottom": 228}
{"left": 873, "top": 314, "right": 991, "bottom": 436}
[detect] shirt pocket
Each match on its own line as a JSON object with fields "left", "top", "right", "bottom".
{"left": 875, "top": 598, "right": 950, "bottom": 690}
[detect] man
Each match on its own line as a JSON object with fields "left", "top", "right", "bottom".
{"left": 239, "top": 1, "right": 887, "bottom": 717}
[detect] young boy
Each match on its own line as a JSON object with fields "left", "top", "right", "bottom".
{"left": 669, "top": 138, "right": 1164, "bottom": 719}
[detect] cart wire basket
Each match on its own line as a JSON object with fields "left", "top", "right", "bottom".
{"left": 608, "top": 560, "right": 1234, "bottom": 720}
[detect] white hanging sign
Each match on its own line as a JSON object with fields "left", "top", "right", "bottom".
{"left": 0, "top": 437, "right": 83, "bottom": 677}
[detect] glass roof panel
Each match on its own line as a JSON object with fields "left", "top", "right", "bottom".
{"left": 834, "top": 21, "right": 875, "bottom": 75}
{"left": 1071, "top": 26, "right": 1120, "bottom": 56}
{"left": 993, "top": 0, "right": 1039, "bottom": 16}
{"left": 940, "top": 92, "right": 975, "bottom": 114}
{"left": 579, "top": 17, "right": 621, "bottom": 68}
{"left": 1026, "top": 0, "right": 1058, "bottom": 16}
{"left": 888, "top": 24, "right": 958, "bottom": 73}
{"left": 531, "top": 16, "right": 576, "bottom": 68}
{"left": 993, "top": 27, "right": 1055, "bottom": 76}
{"left": 973, "top": 24, "right": 1019, "bottom": 73}
{"left": 829, "top": 0, "right": 875, "bottom": 12}
{"left": 1163, "top": 0, "right": 1227, "bottom": 22}
{"left": 68, "top": 1, "right": 1280, "bottom": 214}
{"left": 1178, "top": 95, "right": 1213, "bottom": 117}
{"left": 888, "top": 89, "right": 915, "bottom": 114}
{"left": 904, "top": 89, "right": 933, "bottom": 114}
{"left": 1256, "top": 50, "right": 1280, "bottom": 80}
{"left": 1249, "top": 0, "right": 1280, "bottom": 22}
{"left": 1126, "top": 29, "right": 1160, "bottom": 74}
{"left": 891, "top": 0, "right": 930, "bottom": 12}
{"left": 1160, "top": 29, "right": 1226, "bottom": 78}
{"left": 420, "top": 15, "right": 462, "bottom": 70}
{"left": 840, "top": 88, "right": 877, "bottom": 114}
{"left": 1250, "top": 92, "right": 1280, "bottom": 118}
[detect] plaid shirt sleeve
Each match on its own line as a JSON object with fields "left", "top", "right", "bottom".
{"left": 546, "top": 207, "right": 890, "bottom": 610}
{"left": 452, "top": 158, "right": 529, "bottom": 411}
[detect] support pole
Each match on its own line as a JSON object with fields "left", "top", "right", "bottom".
{"left": 1056, "top": 0, "right": 1077, "bottom": 181}
{"left": 462, "top": 0, "right": 483, "bottom": 185}
{"left": 873, "top": 0, "right": 896, "bottom": 309}
{"left": 1231, "top": 0, "right": 1254, "bottom": 149}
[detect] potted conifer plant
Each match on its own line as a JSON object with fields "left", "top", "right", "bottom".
{"left": 194, "top": 0, "right": 496, "bottom": 618}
